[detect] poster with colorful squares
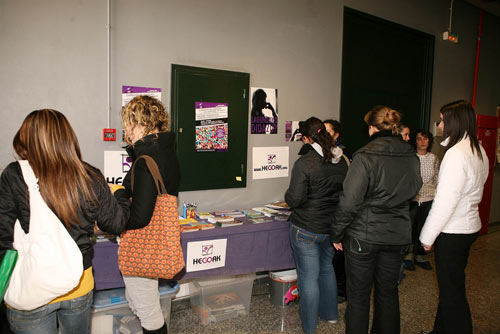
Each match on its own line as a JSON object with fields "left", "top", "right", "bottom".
{"left": 195, "top": 102, "right": 229, "bottom": 152}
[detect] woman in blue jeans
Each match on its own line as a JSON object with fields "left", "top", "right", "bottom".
{"left": 1, "top": 110, "right": 130, "bottom": 334}
{"left": 285, "top": 117, "right": 348, "bottom": 334}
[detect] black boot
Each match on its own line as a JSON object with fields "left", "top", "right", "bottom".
{"left": 142, "top": 323, "right": 167, "bottom": 334}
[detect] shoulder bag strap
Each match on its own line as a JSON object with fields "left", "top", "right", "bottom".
{"left": 130, "top": 155, "right": 167, "bottom": 195}
{"left": 17, "top": 161, "right": 38, "bottom": 192}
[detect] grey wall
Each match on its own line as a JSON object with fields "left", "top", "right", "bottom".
{"left": 1, "top": 0, "right": 499, "bottom": 221}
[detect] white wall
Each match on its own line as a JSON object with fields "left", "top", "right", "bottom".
{"left": 1, "top": 0, "right": 499, "bottom": 220}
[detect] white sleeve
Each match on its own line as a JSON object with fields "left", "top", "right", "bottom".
{"left": 419, "top": 149, "right": 466, "bottom": 246}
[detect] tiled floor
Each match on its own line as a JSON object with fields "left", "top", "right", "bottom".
{"left": 169, "top": 225, "right": 500, "bottom": 334}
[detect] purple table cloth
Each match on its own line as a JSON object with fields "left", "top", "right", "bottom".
{"left": 92, "top": 219, "right": 296, "bottom": 290}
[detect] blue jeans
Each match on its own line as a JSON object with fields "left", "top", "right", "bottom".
{"left": 290, "top": 224, "right": 338, "bottom": 334}
{"left": 7, "top": 291, "right": 93, "bottom": 334}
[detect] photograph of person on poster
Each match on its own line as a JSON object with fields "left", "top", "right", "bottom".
{"left": 250, "top": 87, "right": 278, "bottom": 134}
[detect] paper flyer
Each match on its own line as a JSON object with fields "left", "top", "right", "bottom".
{"left": 285, "top": 121, "right": 302, "bottom": 142}
{"left": 122, "top": 86, "right": 162, "bottom": 107}
{"left": 195, "top": 102, "right": 229, "bottom": 152}
{"left": 252, "top": 146, "right": 289, "bottom": 179}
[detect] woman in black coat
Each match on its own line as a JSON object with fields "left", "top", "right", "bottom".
{"left": 285, "top": 117, "right": 348, "bottom": 334}
{"left": 331, "top": 106, "right": 422, "bottom": 334}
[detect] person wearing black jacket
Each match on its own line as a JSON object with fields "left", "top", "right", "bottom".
{"left": 113, "top": 95, "right": 180, "bottom": 334}
{"left": 0, "top": 109, "right": 130, "bottom": 334}
{"left": 331, "top": 106, "right": 422, "bottom": 334}
{"left": 285, "top": 117, "right": 348, "bottom": 334}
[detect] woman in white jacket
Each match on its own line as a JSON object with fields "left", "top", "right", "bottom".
{"left": 419, "top": 100, "right": 489, "bottom": 334}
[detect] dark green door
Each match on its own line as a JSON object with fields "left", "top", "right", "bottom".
{"left": 171, "top": 65, "right": 250, "bottom": 191}
{"left": 340, "top": 7, "right": 434, "bottom": 153}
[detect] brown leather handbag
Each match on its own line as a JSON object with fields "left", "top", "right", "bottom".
{"left": 118, "top": 155, "right": 185, "bottom": 279}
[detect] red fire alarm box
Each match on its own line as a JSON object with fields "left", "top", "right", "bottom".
{"left": 103, "top": 128, "right": 117, "bottom": 141}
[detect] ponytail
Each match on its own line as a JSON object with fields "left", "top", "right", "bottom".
{"left": 300, "top": 117, "right": 334, "bottom": 162}
{"left": 364, "top": 106, "right": 401, "bottom": 134}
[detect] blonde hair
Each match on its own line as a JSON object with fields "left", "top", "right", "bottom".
{"left": 121, "top": 95, "right": 170, "bottom": 145}
{"left": 364, "top": 106, "right": 401, "bottom": 135}
{"left": 13, "top": 109, "right": 98, "bottom": 227}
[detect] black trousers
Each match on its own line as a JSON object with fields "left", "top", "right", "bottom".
{"left": 433, "top": 232, "right": 478, "bottom": 334}
{"left": 333, "top": 248, "right": 346, "bottom": 298}
{"left": 344, "top": 236, "right": 407, "bottom": 334}
{"left": 409, "top": 201, "right": 433, "bottom": 257}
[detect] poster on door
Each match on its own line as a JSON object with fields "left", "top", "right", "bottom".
{"left": 195, "top": 102, "right": 229, "bottom": 152}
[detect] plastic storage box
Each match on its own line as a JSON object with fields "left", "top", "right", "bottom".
{"left": 90, "top": 282, "right": 179, "bottom": 334}
{"left": 189, "top": 273, "right": 255, "bottom": 325}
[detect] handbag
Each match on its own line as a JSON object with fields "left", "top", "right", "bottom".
{"left": 0, "top": 250, "right": 18, "bottom": 300}
{"left": 4, "top": 160, "right": 83, "bottom": 310}
{"left": 118, "top": 155, "right": 185, "bottom": 279}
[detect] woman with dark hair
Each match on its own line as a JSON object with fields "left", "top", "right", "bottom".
{"left": 331, "top": 106, "right": 422, "bottom": 334}
{"left": 420, "top": 100, "right": 488, "bottom": 334}
{"left": 324, "top": 119, "right": 351, "bottom": 160}
{"left": 285, "top": 117, "right": 348, "bottom": 334}
{"left": 0, "top": 109, "right": 130, "bottom": 334}
{"left": 404, "top": 129, "right": 440, "bottom": 271}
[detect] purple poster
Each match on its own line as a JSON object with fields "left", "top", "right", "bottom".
{"left": 195, "top": 102, "right": 228, "bottom": 152}
{"left": 121, "top": 85, "right": 162, "bottom": 107}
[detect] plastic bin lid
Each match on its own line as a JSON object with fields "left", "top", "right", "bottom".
{"left": 92, "top": 281, "right": 179, "bottom": 309}
{"left": 195, "top": 273, "right": 255, "bottom": 287}
{"left": 159, "top": 281, "right": 180, "bottom": 295}
{"left": 269, "top": 269, "right": 297, "bottom": 282}
{"left": 92, "top": 288, "right": 127, "bottom": 309}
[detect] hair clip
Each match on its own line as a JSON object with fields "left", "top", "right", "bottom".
{"left": 317, "top": 128, "right": 321, "bottom": 133}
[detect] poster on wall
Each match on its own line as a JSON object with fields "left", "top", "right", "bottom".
{"left": 186, "top": 239, "right": 227, "bottom": 272}
{"left": 104, "top": 150, "right": 131, "bottom": 185}
{"left": 252, "top": 146, "right": 289, "bottom": 179}
{"left": 250, "top": 87, "right": 278, "bottom": 134}
{"left": 285, "top": 121, "right": 302, "bottom": 142}
{"left": 122, "top": 86, "right": 162, "bottom": 107}
{"left": 195, "top": 102, "right": 229, "bottom": 152}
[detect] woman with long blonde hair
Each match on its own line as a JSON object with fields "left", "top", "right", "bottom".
{"left": 0, "top": 109, "right": 130, "bottom": 334}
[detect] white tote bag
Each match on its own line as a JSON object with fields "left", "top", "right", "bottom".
{"left": 4, "top": 160, "right": 83, "bottom": 310}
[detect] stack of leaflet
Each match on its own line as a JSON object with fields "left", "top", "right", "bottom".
{"left": 251, "top": 207, "right": 281, "bottom": 217}
{"left": 212, "top": 210, "right": 246, "bottom": 218}
{"left": 196, "top": 212, "right": 215, "bottom": 220}
{"left": 207, "top": 216, "right": 235, "bottom": 224}
{"left": 253, "top": 202, "right": 292, "bottom": 222}
{"left": 180, "top": 221, "right": 216, "bottom": 233}
{"left": 248, "top": 217, "right": 274, "bottom": 224}
{"left": 265, "top": 201, "right": 290, "bottom": 210}
{"left": 216, "top": 219, "right": 244, "bottom": 228}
